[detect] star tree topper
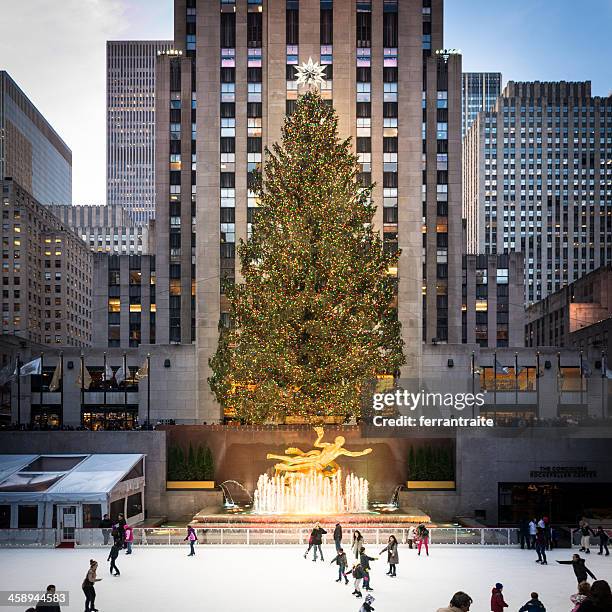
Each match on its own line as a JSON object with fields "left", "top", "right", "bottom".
{"left": 294, "top": 57, "right": 327, "bottom": 89}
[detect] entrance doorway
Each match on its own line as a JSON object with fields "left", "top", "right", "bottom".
{"left": 57, "top": 505, "right": 77, "bottom": 543}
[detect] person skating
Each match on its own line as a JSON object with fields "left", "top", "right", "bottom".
{"left": 333, "top": 522, "right": 343, "bottom": 552}
{"left": 436, "top": 591, "right": 473, "bottom": 612}
{"left": 490, "top": 582, "right": 508, "bottom": 612}
{"left": 359, "top": 594, "right": 375, "bottom": 612}
{"left": 99, "top": 514, "right": 113, "bottom": 546}
{"left": 407, "top": 525, "right": 416, "bottom": 550}
{"left": 596, "top": 527, "right": 610, "bottom": 556}
{"left": 557, "top": 554, "right": 597, "bottom": 583}
{"left": 519, "top": 518, "right": 530, "bottom": 550}
{"left": 570, "top": 581, "right": 591, "bottom": 612}
{"left": 107, "top": 542, "right": 121, "bottom": 576}
{"left": 124, "top": 523, "right": 134, "bottom": 554}
{"left": 35, "top": 585, "right": 61, "bottom": 612}
{"left": 82, "top": 559, "right": 101, "bottom": 612}
{"left": 528, "top": 518, "right": 537, "bottom": 549}
{"left": 576, "top": 580, "right": 612, "bottom": 612}
{"left": 304, "top": 522, "right": 326, "bottom": 561}
{"left": 184, "top": 525, "right": 198, "bottom": 556}
{"left": 330, "top": 548, "right": 349, "bottom": 584}
{"left": 346, "top": 562, "right": 366, "bottom": 598}
{"left": 417, "top": 523, "right": 430, "bottom": 556}
{"left": 379, "top": 534, "right": 399, "bottom": 577}
{"left": 116, "top": 513, "right": 127, "bottom": 548}
{"left": 359, "top": 546, "right": 377, "bottom": 591}
{"left": 518, "top": 591, "right": 546, "bottom": 611}
{"left": 352, "top": 530, "right": 364, "bottom": 560}
{"left": 534, "top": 527, "right": 548, "bottom": 565}
{"left": 579, "top": 519, "right": 596, "bottom": 554}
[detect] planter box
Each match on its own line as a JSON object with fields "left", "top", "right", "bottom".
{"left": 406, "top": 480, "right": 455, "bottom": 490}
{"left": 166, "top": 481, "right": 215, "bottom": 490}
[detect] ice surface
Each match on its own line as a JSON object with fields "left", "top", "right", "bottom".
{"left": 1, "top": 545, "right": 610, "bottom": 611}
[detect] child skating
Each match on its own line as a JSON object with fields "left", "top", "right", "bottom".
{"left": 346, "top": 562, "right": 366, "bottom": 598}
{"left": 330, "top": 548, "right": 349, "bottom": 584}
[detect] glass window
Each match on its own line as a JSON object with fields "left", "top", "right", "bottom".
{"left": 127, "top": 492, "right": 143, "bottom": 518}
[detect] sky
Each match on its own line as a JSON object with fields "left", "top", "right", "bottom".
{"left": 0, "top": 0, "right": 610, "bottom": 204}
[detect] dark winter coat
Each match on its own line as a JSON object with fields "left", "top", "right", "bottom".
{"left": 333, "top": 524, "right": 342, "bottom": 542}
{"left": 99, "top": 518, "right": 113, "bottom": 529}
{"left": 347, "top": 564, "right": 365, "bottom": 579}
{"left": 596, "top": 528, "right": 610, "bottom": 544}
{"left": 518, "top": 598, "right": 546, "bottom": 612}
{"left": 379, "top": 541, "right": 399, "bottom": 564}
{"left": 311, "top": 527, "right": 326, "bottom": 545}
{"left": 580, "top": 524, "right": 596, "bottom": 537}
{"left": 557, "top": 558, "right": 597, "bottom": 583}
{"left": 35, "top": 599, "right": 61, "bottom": 612}
{"left": 360, "top": 552, "right": 375, "bottom": 571}
{"left": 331, "top": 552, "right": 347, "bottom": 567}
{"left": 490, "top": 588, "right": 508, "bottom": 612}
{"left": 577, "top": 599, "right": 612, "bottom": 612}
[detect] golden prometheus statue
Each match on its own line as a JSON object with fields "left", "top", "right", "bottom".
{"left": 266, "top": 426, "right": 372, "bottom": 477}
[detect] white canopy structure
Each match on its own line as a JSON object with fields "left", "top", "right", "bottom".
{"left": 0, "top": 454, "right": 145, "bottom": 535}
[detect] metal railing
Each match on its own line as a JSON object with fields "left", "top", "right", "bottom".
{"left": 0, "top": 527, "right": 521, "bottom": 548}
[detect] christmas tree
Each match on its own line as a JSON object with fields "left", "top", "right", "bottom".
{"left": 209, "top": 89, "right": 405, "bottom": 423}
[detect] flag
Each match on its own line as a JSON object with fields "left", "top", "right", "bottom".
{"left": 495, "top": 359, "right": 509, "bottom": 375}
{"left": 581, "top": 362, "right": 592, "bottom": 378}
{"left": 136, "top": 359, "right": 148, "bottom": 381}
{"left": 49, "top": 362, "right": 62, "bottom": 392}
{"left": 19, "top": 357, "right": 41, "bottom": 376}
{"left": 76, "top": 363, "right": 92, "bottom": 390}
{"left": 104, "top": 363, "right": 114, "bottom": 382}
{"left": 0, "top": 361, "right": 16, "bottom": 386}
{"left": 115, "top": 364, "right": 126, "bottom": 385}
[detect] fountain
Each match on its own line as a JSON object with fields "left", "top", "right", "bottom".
{"left": 253, "top": 469, "right": 368, "bottom": 514}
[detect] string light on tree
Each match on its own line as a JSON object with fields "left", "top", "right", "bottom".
{"left": 208, "top": 90, "right": 405, "bottom": 424}
{"left": 294, "top": 57, "right": 327, "bottom": 90}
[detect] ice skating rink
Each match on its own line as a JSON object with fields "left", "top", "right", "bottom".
{"left": 1, "top": 545, "right": 611, "bottom": 611}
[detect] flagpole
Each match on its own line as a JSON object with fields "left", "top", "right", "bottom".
{"left": 80, "top": 352, "right": 84, "bottom": 427}
{"left": 579, "top": 350, "right": 584, "bottom": 410}
{"left": 123, "top": 352, "right": 127, "bottom": 423}
{"left": 16, "top": 355, "right": 21, "bottom": 426}
{"left": 514, "top": 352, "right": 518, "bottom": 407}
{"left": 602, "top": 350, "right": 606, "bottom": 419}
{"left": 557, "top": 351, "right": 561, "bottom": 418}
{"left": 493, "top": 351, "right": 497, "bottom": 408}
{"left": 59, "top": 352, "right": 64, "bottom": 427}
{"left": 471, "top": 351, "right": 475, "bottom": 419}
{"left": 40, "top": 352, "right": 44, "bottom": 419}
{"left": 536, "top": 351, "right": 540, "bottom": 421}
{"left": 103, "top": 351, "right": 107, "bottom": 409}
{"left": 147, "top": 353, "right": 151, "bottom": 427}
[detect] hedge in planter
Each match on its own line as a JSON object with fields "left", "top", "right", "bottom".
{"left": 167, "top": 443, "right": 214, "bottom": 481}
{"left": 407, "top": 444, "right": 454, "bottom": 481}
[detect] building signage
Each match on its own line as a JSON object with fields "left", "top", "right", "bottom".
{"left": 529, "top": 466, "right": 597, "bottom": 479}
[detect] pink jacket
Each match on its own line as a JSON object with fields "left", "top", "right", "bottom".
{"left": 124, "top": 525, "right": 134, "bottom": 542}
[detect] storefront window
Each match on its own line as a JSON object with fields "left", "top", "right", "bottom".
{"left": 127, "top": 493, "right": 143, "bottom": 519}
{"left": 18, "top": 505, "right": 38, "bottom": 528}
{"left": 83, "top": 504, "right": 102, "bottom": 528}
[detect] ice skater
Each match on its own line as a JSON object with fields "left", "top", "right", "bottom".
{"left": 99, "top": 514, "right": 112, "bottom": 546}
{"left": 333, "top": 522, "right": 343, "bottom": 552}
{"left": 576, "top": 580, "right": 612, "bottom": 611}
{"left": 304, "top": 522, "right": 326, "bottom": 561}
{"left": 107, "top": 542, "right": 121, "bottom": 576}
{"left": 518, "top": 592, "right": 545, "bottom": 611}
{"left": 557, "top": 554, "right": 597, "bottom": 584}
{"left": 124, "top": 523, "right": 134, "bottom": 554}
{"left": 570, "top": 581, "right": 591, "bottom": 612}
{"left": 417, "top": 523, "right": 430, "bottom": 556}
{"left": 490, "top": 582, "right": 508, "bottom": 612}
{"left": 528, "top": 518, "right": 537, "bottom": 549}
{"left": 330, "top": 547, "right": 349, "bottom": 584}
{"left": 359, "top": 594, "right": 375, "bottom": 612}
{"left": 534, "top": 527, "right": 547, "bottom": 565}
{"left": 436, "top": 591, "right": 473, "bottom": 612}
{"left": 184, "top": 525, "right": 198, "bottom": 556}
{"left": 346, "top": 562, "right": 366, "bottom": 598}
{"left": 596, "top": 526, "right": 609, "bottom": 556}
{"left": 82, "top": 559, "right": 102, "bottom": 612}
{"left": 352, "top": 530, "right": 364, "bottom": 560}
{"left": 359, "top": 546, "right": 377, "bottom": 591}
{"left": 578, "top": 519, "right": 595, "bottom": 554}
{"left": 407, "top": 525, "right": 416, "bottom": 549}
{"left": 379, "top": 534, "right": 399, "bottom": 577}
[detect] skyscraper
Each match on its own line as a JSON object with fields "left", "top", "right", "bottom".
{"left": 155, "top": 0, "right": 463, "bottom": 421}
{"left": 106, "top": 40, "right": 173, "bottom": 223}
{"left": 0, "top": 71, "right": 72, "bottom": 205}
{"left": 463, "top": 81, "right": 612, "bottom": 304}
{"left": 461, "top": 72, "right": 501, "bottom": 136}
